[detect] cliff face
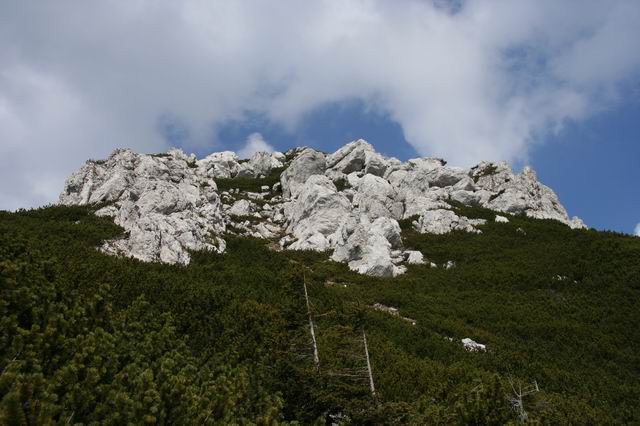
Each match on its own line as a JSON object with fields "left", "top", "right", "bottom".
{"left": 59, "top": 139, "right": 584, "bottom": 275}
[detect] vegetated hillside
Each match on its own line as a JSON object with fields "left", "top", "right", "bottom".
{"left": 1, "top": 203, "right": 639, "bottom": 424}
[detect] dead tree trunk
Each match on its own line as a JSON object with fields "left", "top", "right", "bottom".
{"left": 507, "top": 376, "right": 539, "bottom": 423}
{"left": 303, "top": 271, "right": 320, "bottom": 371}
{"left": 363, "top": 330, "right": 375, "bottom": 397}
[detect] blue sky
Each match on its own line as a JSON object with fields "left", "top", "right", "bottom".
{"left": 0, "top": 1, "right": 638, "bottom": 234}
{"left": 530, "top": 100, "right": 640, "bottom": 233}
{"left": 208, "top": 97, "right": 639, "bottom": 234}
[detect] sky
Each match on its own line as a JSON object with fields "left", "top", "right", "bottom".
{"left": 0, "top": 0, "right": 638, "bottom": 234}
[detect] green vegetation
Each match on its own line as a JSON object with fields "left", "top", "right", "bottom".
{"left": 334, "top": 177, "right": 351, "bottom": 192}
{"left": 1, "top": 204, "right": 639, "bottom": 424}
{"left": 214, "top": 167, "right": 285, "bottom": 193}
{"left": 472, "top": 164, "right": 498, "bottom": 182}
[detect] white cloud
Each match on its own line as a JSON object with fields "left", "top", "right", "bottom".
{"left": 634, "top": 223, "right": 640, "bottom": 237}
{"left": 238, "top": 133, "right": 274, "bottom": 159}
{"left": 1, "top": 0, "right": 640, "bottom": 209}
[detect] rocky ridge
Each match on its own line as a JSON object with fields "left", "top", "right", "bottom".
{"left": 59, "top": 139, "right": 585, "bottom": 276}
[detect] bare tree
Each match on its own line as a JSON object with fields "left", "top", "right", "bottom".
{"left": 507, "top": 375, "right": 540, "bottom": 423}
{"left": 303, "top": 270, "right": 320, "bottom": 372}
{"left": 363, "top": 330, "right": 375, "bottom": 398}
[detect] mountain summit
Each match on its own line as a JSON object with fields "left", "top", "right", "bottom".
{"left": 59, "top": 139, "right": 584, "bottom": 276}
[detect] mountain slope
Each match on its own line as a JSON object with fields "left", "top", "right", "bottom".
{"left": 1, "top": 199, "right": 639, "bottom": 423}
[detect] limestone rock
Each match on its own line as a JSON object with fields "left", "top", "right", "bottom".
{"left": 197, "top": 151, "right": 239, "bottom": 178}
{"left": 331, "top": 216, "right": 404, "bottom": 277}
{"left": 59, "top": 138, "right": 586, "bottom": 276}
{"left": 248, "top": 151, "right": 284, "bottom": 176}
{"left": 280, "top": 148, "right": 326, "bottom": 198}
{"left": 325, "top": 139, "right": 389, "bottom": 178}
{"left": 236, "top": 162, "right": 256, "bottom": 178}
{"left": 404, "top": 250, "right": 425, "bottom": 265}
{"left": 407, "top": 157, "right": 447, "bottom": 170}
{"left": 60, "top": 148, "right": 225, "bottom": 264}
{"left": 388, "top": 168, "right": 443, "bottom": 218}
{"left": 413, "top": 209, "right": 486, "bottom": 235}
{"left": 569, "top": 216, "right": 586, "bottom": 229}
{"left": 426, "top": 166, "right": 467, "bottom": 188}
{"left": 462, "top": 338, "right": 486, "bottom": 352}
{"left": 472, "top": 162, "right": 586, "bottom": 229}
{"left": 495, "top": 215, "right": 509, "bottom": 223}
{"left": 227, "top": 199, "right": 255, "bottom": 217}
{"left": 352, "top": 174, "right": 404, "bottom": 220}
{"left": 284, "top": 175, "right": 352, "bottom": 252}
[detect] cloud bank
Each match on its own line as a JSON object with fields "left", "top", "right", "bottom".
{"left": 635, "top": 224, "right": 640, "bottom": 237}
{"left": 1, "top": 0, "right": 640, "bottom": 209}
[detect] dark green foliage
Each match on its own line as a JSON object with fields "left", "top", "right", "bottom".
{"left": 1, "top": 204, "right": 639, "bottom": 424}
{"left": 214, "top": 167, "right": 285, "bottom": 193}
{"left": 334, "top": 178, "right": 351, "bottom": 192}
{"left": 472, "top": 164, "right": 498, "bottom": 182}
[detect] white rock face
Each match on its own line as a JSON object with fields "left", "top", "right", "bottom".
{"left": 59, "top": 138, "right": 585, "bottom": 276}
{"left": 352, "top": 174, "right": 404, "bottom": 220}
{"left": 425, "top": 166, "right": 467, "bottom": 188}
{"left": 388, "top": 168, "right": 449, "bottom": 218}
{"left": 60, "top": 149, "right": 225, "bottom": 264}
{"left": 404, "top": 250, "right": 425, "bottom": 265}
{"left": 462, "top": 338, "right": 486, "bottom": 352}
{"left": 325, "top": 139, "right": 389, "bottom": 178}
{"left": 472, "top": 162, "right": 586, "bottom": 229}
{"left": 197, "top": 151, "right": 239, "bottom": 178}
{"left": 495, "top": 215, "right": 510, "bottom": 223}
{"left": 280, "top": 148, "right": 326, "bottom": 198}
{"left": 227, "top": 199, "right": 254, "bottom": 217}
{"left": 413, "top": 209, "right": 486, "bottom": 235}
{"left": 284, "top": 175, "right": 351, "bottom": 251}
{"left": 332, "top": 216, "right": 405, "bottom": 277}
{"left": 248, "top": 151, "right": 284, "bottom": 176}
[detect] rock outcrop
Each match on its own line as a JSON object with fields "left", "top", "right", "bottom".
{"left": 325, "top": 139, "right": 388, "bottom": 179}
{"left": 331, "top": 215, "right": 405, "bottom": 277}
{"left": 59, "top": 138, "right": 585, "bottom": 275}
{"left": 60, "top": 149, "right": 226, "bottom": 264}
{"left": 413, "top": 209, "right": 486, "bottom": 235}
{"left": 283, "top": 175, "right": 351, "bottom": 251}
{"left": 280, "top": 148, "right": 326, "bottom": 198}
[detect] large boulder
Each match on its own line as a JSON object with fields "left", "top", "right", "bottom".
{"left": 283, "top": 175, "right": 352, "bottom": 251}
{"left": 196, "top": 151, "right": 240, "bottom": 179}
{"left": 429, "top": 167, "right": 468, "bottom": 188}
{"left": 332, "top": 216, "right": 405, "bottom": 277}
{"left": 352, "top": 174, "right": 404, "bottom": 220}
{"left": 280, "top": 148, "right": 326, "bottom": 198}
{"left": 388, "top": 168, "right": 449, "bottom": 218}
{"left": 325, "top": 139, "right": 389, "bottom": 178}
{"left": 226, "top": 199, "right": 255, "bottom": 217}
{"left": 414, "top": 209, "right": 486, "bottom": 235}
{"left": 248, "top": 151, "right": 285, "bottom": 176}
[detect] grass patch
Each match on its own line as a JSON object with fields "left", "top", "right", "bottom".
{"left": 215, "top": 167, "right": 285, "bottom": 193}
{"left": 473, "top": 163, "right": 498, "bottom": 182}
